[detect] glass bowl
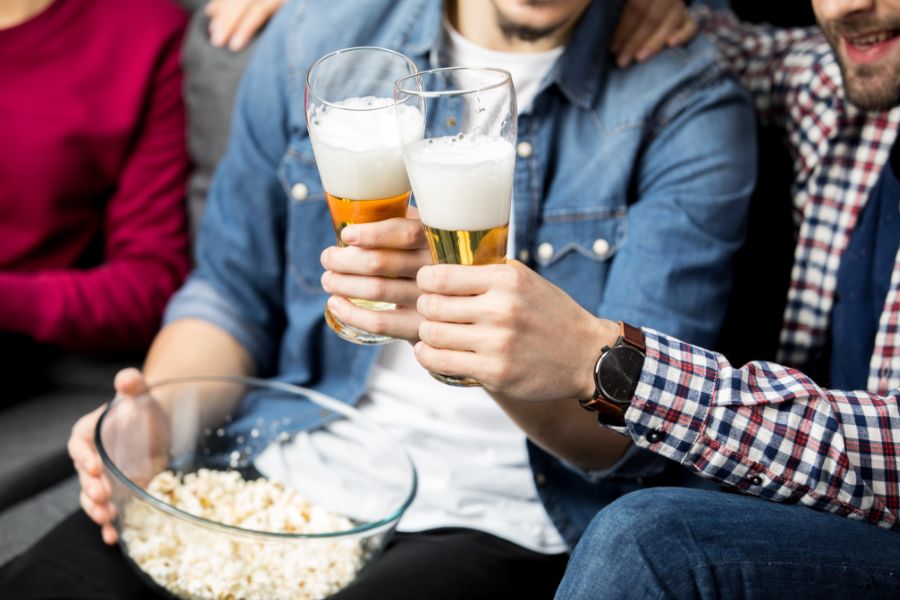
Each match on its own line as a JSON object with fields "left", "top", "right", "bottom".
{"left": 96, "top": 376, "right": 417, "bottom": 600}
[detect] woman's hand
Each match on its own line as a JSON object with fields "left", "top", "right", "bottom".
{"left": 204, "top": 0, "right": 286, "bottom": 51}
{"left": 612, "top": 0, "right": 696, "bottom": 67}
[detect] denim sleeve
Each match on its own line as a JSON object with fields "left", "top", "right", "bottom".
{"left": 163, "top": 4, "right": 295, "bottom": 374}
{"left": 599, "top": 73, "right": 757, "bottom": 350}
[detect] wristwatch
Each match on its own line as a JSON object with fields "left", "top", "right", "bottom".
{"left": 580, "top": 321, "right": 646, "bottom": 427}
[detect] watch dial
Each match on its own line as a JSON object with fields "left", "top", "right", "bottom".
{"left": 598, "top": 346, "right": 644, "bottom": 403}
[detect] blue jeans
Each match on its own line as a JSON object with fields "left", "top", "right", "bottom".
{"left": 557, "top": 488, "right": 900, "bottom": 599}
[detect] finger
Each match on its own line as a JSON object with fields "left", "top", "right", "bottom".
{"left": 413, "top": 342, "right": 482, "bottom": 380}
{"left": 416, "top": 293, "right": 486, "bottom": 324}
{"left": 80, "top": 491, "right": 114, "bottom": 526}
{"left": 69, "top": 422, "right": 102, "bottom": 476}
{"left": 617, "top": 12, "right": 666, "bottom": 69}
{"left": 667, "top": 17, "right": 697, "bottom": 47}
{"left": 321, "top": 271, "right": 422, "bottom": 307}
{"left": 417, "top": 320, "right": 482, "bottom": 352}
{"left": 102, "top": 524, "right": 119, "bottom": 545}
{"left": 203, "top": 0, "right": 222, "bottom": 17}
{"left": 635, "top": 8, "right": 683, "bottom": 63}
{"left": 114, "top": 368, "right": 147, "bottom": 397}
{"left": 209, "top": 0, "right": 252, "bottom": 48}
{"left": 326, "top": 296, "right": 421, "bottom": 342}
{"left": 78, "top": 470, "right": 110, "bottom": 505}
{"left": 416, "top": 263, "right": 507, "bottom": 295}
{"left": 340, "top": 217, "right": 426, "bottom": 250}
{"left": 228, "top": 1, "right": 277, "bottom": 51}
{"left": 610, "top": 0, "right": 645, "bottom": 55}
{"left": 321, "top": 245, "right": 430, "bottom": 279}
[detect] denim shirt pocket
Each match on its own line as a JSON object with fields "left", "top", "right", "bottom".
{"left": 279, "top": 134, "right": 330, "bottom": 294}
{"left": 533, "top": 207, "right": 627, "bottom": 312}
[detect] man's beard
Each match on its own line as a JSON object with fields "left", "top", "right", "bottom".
{"left": 819, "top": 16, "right": 900, "bottom": 111}
{"left": 491, "top": 0, "right": 571, "bottom": 43}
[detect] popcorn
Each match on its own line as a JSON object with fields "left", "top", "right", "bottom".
{"left": 121, "top": 469, "right": 364, "bottom": 600}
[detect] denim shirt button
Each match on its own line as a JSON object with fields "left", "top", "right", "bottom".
{"left": 518, "top": 249, "right": 530, "bottom": 262}
{"left": 537, "top": 242, "right": 554, "bottom": 261}
{"left": 592, "top": 238, "right": 610, "bottom": 255}
{"left": 645, "top": 429, "right": 665, "bottom": 444}
{"left": 516, "top": 141, "right": 533, "bottom": 158}
{"left": 291, "top": 182, "right": 309, "bottom": 201}
{"left": 535, "top": 473, "right": 547, "bottom": 486}
{"left": 748, "top": 475, "right": 764, "bottom": 486}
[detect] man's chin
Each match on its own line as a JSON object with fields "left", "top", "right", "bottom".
{"left": 842, "top": 70, "right": 900, "bottom": 111}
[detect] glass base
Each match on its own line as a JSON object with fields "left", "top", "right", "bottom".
{"left": 324, "top": 306, "right": 395, "bottom": 345}
{"left": 428, "top": 371, "right": 480, "bottom": 387}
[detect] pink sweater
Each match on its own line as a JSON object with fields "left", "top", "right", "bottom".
{"left": 0, "top": 0, "right": 191, "bottom": 352}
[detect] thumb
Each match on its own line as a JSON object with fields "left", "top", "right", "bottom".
{"left": 113, "top": 368, "right": 148, "bottom": 398}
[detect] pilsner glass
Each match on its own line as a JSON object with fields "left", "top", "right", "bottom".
{"left": 305, "top": 47, "right": 423, "bottom": 345}
{"left": 394, "top": 68, "right": 517, "bottom": 387}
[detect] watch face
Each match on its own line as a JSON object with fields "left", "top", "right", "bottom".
{"left": 597, "top": 346, "right": 644, "bottom": 404}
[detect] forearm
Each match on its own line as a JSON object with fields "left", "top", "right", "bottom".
{"left": 624, "top": 330, "right": 900, "bottom": 529}
{"left": 0, "top": 259, "right": 186, "bottom": 351}
{"left": 491, "top": 391, "right": 631, "bottom": 471}
{"left": 143, "top": 318, "right": 256, "bottom": 425}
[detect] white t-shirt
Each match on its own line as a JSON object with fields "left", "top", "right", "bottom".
{"left": 256, "top": 21, "right": 567, "bottom": 555}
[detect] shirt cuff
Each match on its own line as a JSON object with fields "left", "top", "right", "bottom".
{"left": 624, "top": 328, "right": 718, "bottom": 465}
{"left": 163, "top": 276, "right": 276, "bottom": 373}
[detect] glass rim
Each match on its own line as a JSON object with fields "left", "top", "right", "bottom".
{"left": 394, "top": 66, "right": 513, "bottom": 98}
{"left": 96, "top": 374, "right": 418, "bottom": 540}
{"left": 306, "top": 46, "right": 419, "bottom": 112}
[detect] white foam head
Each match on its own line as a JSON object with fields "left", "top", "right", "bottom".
{"left": 404, "top": 136, "right": 515, "bottom": 231}
{"left": 308, "top": 97, "right": 424, "bottom": 200}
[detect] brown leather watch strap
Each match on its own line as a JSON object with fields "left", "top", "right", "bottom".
{"left": 621, "top": 321, "right": 646, "bottom": 352}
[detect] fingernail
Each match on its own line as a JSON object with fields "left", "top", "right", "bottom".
{"left": 617, "top": 55, "right": 631, "bottom": 68}
{"left": 209, "top": 27, "right": 224, "bottom": 47}
{"left": 320, "top": 248, "right": 329, "bottom": 267}
{"left": 327, "top": 296, "right": 340, "bottom": 311}
{"left": 414, "top": 341, "right": 423, "bottom": 354}
{"left": 228, "top": 36, "right": 244, "bottom": 52}
{"left": 320, "top": 271, "right": 331, "bottom": 290}
{"left": 341, "top": 226, "right": 358, "bottom": 244}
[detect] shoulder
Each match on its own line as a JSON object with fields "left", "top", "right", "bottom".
{"left": 91, "top": 0, "right": 188, "bottom": 45}
{"left": 602, "top": 34, "right": 749, "bottom": 125}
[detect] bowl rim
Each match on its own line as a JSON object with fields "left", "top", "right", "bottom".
{"left": 96, "top": 375, "right": 418, "bottom": 540}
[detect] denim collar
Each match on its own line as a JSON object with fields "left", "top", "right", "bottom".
{"left": 393, "top": 0, "right": 623, "bottom": 110}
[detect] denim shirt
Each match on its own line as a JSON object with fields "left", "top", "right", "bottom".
{"left": 166, "top": 0, "right": 756, "bottom": 548}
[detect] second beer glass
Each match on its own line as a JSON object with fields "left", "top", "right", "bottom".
{"left": 395, "top": 68, "right": 517, "bottom": 386}
{"left": 306, "top": 47, "right": 423, "bottom": 345}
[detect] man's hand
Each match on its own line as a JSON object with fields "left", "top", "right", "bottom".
{"left": 415, "top": 261, "right": 619, "bottom": 403}
{"left": 205, "top": 0, "right": 286, "bottom": 51}
{"left": 612, "top": 0, "right": 696, "bottom": 67}
{"left": 320, "top": 210, "right": 432, "bottom": 343}
{"left": 68, "top": 368, "right": 169, "bottom": 545}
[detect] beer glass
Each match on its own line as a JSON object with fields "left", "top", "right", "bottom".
{"left": 394, "top": 68, "right": 517, "bottom": 386}
{"left": 305, "top": 47, "right": 423, "bottom": 345}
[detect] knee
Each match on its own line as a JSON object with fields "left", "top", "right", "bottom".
{"left": 557, "top": 488, "right": 705, "bottom": 600}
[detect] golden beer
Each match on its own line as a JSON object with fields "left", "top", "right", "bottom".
{"left": 404, "top": 135, "right": 516, "bottom": 386}
{"left": 326, "top": 190, "right": 411, "bottom": 312}
{"left": 306, "top": 90, "right": 424, "bottom": 344}
{"left": 423, "top": 224, "right": 509, "bottom": 267}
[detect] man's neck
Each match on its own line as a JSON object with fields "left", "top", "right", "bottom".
{"left": 447, "top": 0, "right": 575, "bottom": 53}
{"left": 0, "top": 0, "right": 54, "bottom": 30}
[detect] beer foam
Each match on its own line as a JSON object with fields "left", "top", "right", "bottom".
{"left": 405, "top": 136, "right": 515, "bottom": 231}
{"left": 308, "top": 97, "right": 424, "bottom": 200}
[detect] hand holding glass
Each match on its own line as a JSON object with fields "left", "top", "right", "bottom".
{"left": 394, "top": 68, "right": 517, "bottom": 386}
{"left": 305, "top": 47, "right": 422, "bottom": 344}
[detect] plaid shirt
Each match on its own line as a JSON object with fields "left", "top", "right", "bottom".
{"left": 622, "top": 10, "right": 900, "bottom": 530}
